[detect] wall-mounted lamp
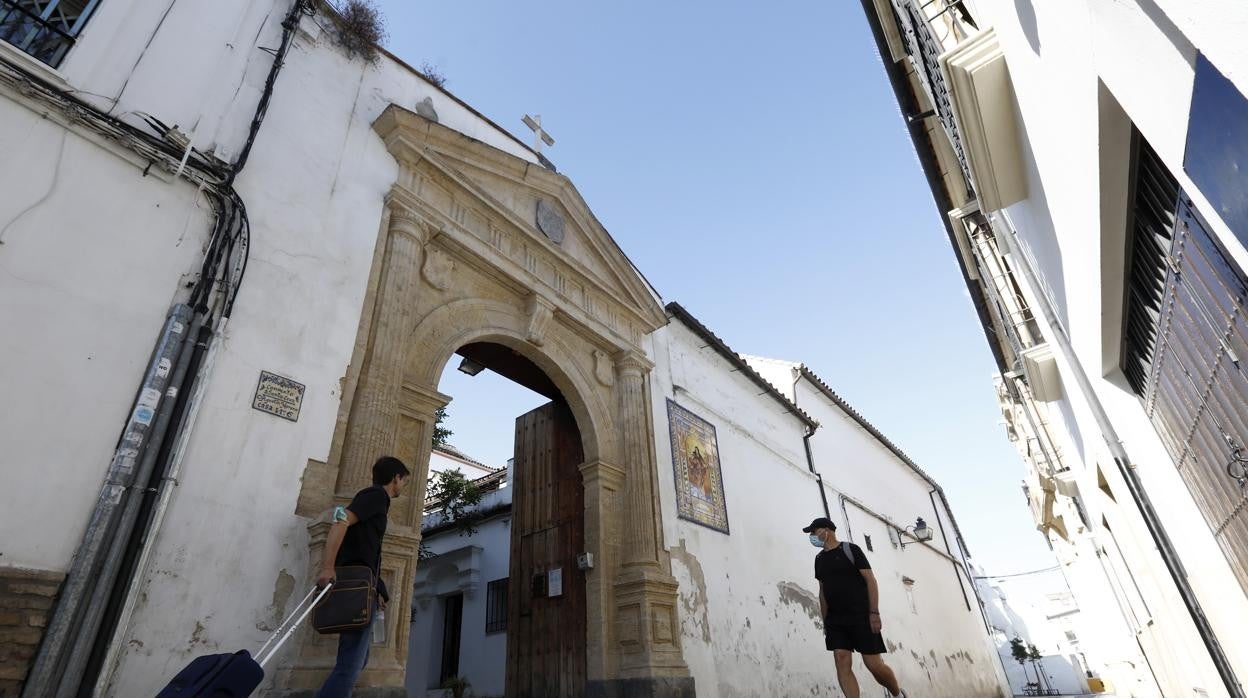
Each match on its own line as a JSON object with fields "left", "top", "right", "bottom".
{"left": 899, "top": 517, "right": 934, "bottom": 549}
{"left": 457, "top": 357, "right": 486, "bottom": 376}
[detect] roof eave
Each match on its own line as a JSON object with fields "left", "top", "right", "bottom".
{"left": 664, "top": 302, "right": 818, "bottom": 432}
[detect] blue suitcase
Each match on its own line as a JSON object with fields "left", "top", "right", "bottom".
{"left": 154, "top": 651, "right": 263, "bottom": 697}
{"left": 154, "top": 585, "right": 330, "bottom": 697}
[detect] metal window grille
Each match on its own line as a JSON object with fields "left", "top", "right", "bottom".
{"left": 485, "top": 578, "right": 508, "bottom": 634}
{"left": 1, "top": 0, "right": 101, "bottom": 68}
{"left": 1122, "top": 135, "right": 1248, "bottom": 593}
{"left": 887, "top": 0, "right": 975, "bottom": 190}
{"left": 864, "top": 534, "right": 873, "bottom": 552}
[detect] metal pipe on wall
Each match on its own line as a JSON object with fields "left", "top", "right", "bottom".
{"left": 22, "top": 304, "right": 192, "bottom": 696}
{"left": 928, "top": 488, "right": 972, "bottom": 611}
{"left": 89, "top": 316, "right": 225, "bottom": 695}
{"left": 56, "top": 311, "right": 205, "bottom": 696}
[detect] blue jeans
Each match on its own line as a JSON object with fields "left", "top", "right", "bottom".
{"left": 314, "top": 612, "right": 374, "bottom": 698}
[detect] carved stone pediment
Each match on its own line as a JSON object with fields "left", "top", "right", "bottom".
{"left": 373, "top": 105, "right": 666, "bottom": 351}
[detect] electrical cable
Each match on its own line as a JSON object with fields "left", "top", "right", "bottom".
{"left": 974, "top": 565, "right": 1063, "bottom": 580}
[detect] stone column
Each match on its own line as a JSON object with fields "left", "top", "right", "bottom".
{"left": 336, "top": 202, "right": 431, "bottom": 496}
{"left": 595, "top": 351, "right": 694, "bottom": 697}
{"left": 615, "top": 351, "right": 665, "bottom": 568}
{"left": 276, "top": 199, "right": 432, "bottom": 697}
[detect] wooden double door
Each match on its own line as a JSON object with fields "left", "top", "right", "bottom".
{"left": 506, "top": 400, "right": 587, "bottom": 697}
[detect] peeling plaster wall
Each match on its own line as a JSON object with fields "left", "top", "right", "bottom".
{"left": 649, "top": 322, "right": 1006, "bottom": 697}
{"left": 0, "top": 2, "right": 539, "bottom": 694}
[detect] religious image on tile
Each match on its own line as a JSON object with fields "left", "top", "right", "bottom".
{"left": 667, "top": 399, "right": 729, "bottom": 533}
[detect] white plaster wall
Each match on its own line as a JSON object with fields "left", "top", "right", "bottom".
{"left": 0, "top": 2, "right": 541, "bottom": 693}
{"left": 795, "top": 376, "right": 1008, "bottom": 697}
{"left": 0, "top": 97, "right": 213, "bottom": 571}
{"left": 1053, "top": 533, "right": 1164, "bottom": 697}
{"left": 649, "top": 323, "right": 1006, "bottom": 697}
{"left": 406, "top": 497, "right": 510, "bottom": 698}
{"left": 956, "top": 1, "right": 1248, "bottom": 694}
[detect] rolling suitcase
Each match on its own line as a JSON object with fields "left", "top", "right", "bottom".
{"left": 154, "top": 583, "right": 331, "bottom": 697}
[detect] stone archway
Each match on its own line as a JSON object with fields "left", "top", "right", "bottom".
{"left": 279, "top": 105, "right": 694, "bottom": 697}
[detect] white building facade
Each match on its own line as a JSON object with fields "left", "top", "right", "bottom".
{"left": 407, "top": 468, "right": 511, "bottom": 698}
{"left": 403, "top": 304, "right": 1011, "bottom": 698}
{"left": 0, "top": 1, "right": 551, "bottom": 695}
{"left": 973, "top": 572, "right": 1094, "bottom": 696}
{"left": 654, "top": 304, "right": 1008, "bottom": 697}
{"left": 2, "top": 1, "right": 1009, "bottom": 695}
{"left": 858, "top": 0, "right": 1248, "bottom": 696}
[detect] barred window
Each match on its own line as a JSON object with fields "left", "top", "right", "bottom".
{"left": 485, "top": 578, "right": 508, "bottom": 634}
{"left": 1, "top": 0, "right": 102, "bottom": 68}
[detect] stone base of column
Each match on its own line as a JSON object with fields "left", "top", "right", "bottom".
{"left": 613, "top": 565, "right": 691, "bottom": 682}
{"left": 586, "top": 676, "right": 697, "bottom": 698}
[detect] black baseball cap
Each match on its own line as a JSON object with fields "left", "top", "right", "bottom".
{"left": 802, "top": 517, "right": 836, "bottom": 533}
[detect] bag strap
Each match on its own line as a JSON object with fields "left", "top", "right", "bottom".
{"left": 841, "top": 541, "right": 855, "bottom": 567}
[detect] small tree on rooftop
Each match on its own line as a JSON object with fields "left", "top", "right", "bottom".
{"left": 418, "top": 61, "right": 448, "bottom": 89}
{"left": 333, "top": 0, "right": 386, "bottom": 63}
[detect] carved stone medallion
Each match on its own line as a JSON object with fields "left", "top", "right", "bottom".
{"left": 536, "top": 199, "right": 566, "bottom": 245}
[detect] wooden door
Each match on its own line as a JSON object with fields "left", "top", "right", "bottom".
{"left": 506, "top": 400, "right": 587, "bottom": 697}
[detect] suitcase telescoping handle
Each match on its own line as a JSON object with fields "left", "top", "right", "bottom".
{"left": 255, "top": 583, "right": 333, "bottom": 668}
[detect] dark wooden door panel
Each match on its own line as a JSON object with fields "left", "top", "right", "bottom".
{"left": 506, "top": 400, "right": 586, "bottom": 697}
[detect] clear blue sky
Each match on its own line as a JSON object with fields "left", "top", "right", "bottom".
{"left": 381, "top": 0, "right": 1063, "bottom": 596}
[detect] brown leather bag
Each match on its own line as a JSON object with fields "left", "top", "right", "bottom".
{"left": 312, "top": 566, "right": 375, "bottom": 634}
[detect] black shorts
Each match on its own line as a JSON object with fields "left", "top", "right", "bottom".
{"left": 824, "top": 617, "right": 887, "bottom": 654}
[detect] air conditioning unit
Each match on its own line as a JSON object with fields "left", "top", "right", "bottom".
{"left": 941, "top": 28, "right": 1027, "bottom": 212}
{"left": 1022, "top": 343, "right": 1063, "bottom": 402}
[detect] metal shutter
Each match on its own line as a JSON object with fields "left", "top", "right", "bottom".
{"left": 1124, "top": 137, "right": 1248, "bottom": 592}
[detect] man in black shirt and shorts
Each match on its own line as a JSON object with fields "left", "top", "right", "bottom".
{"left": 804, "top": 517, "right": 907, "bottom": 698}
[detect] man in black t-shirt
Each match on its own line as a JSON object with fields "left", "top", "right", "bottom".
{"left": 313, "top": 456, "right": 410, "bottom": 698}
{"left": 804, "top": 517, "right": 907, "bottom": 698}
